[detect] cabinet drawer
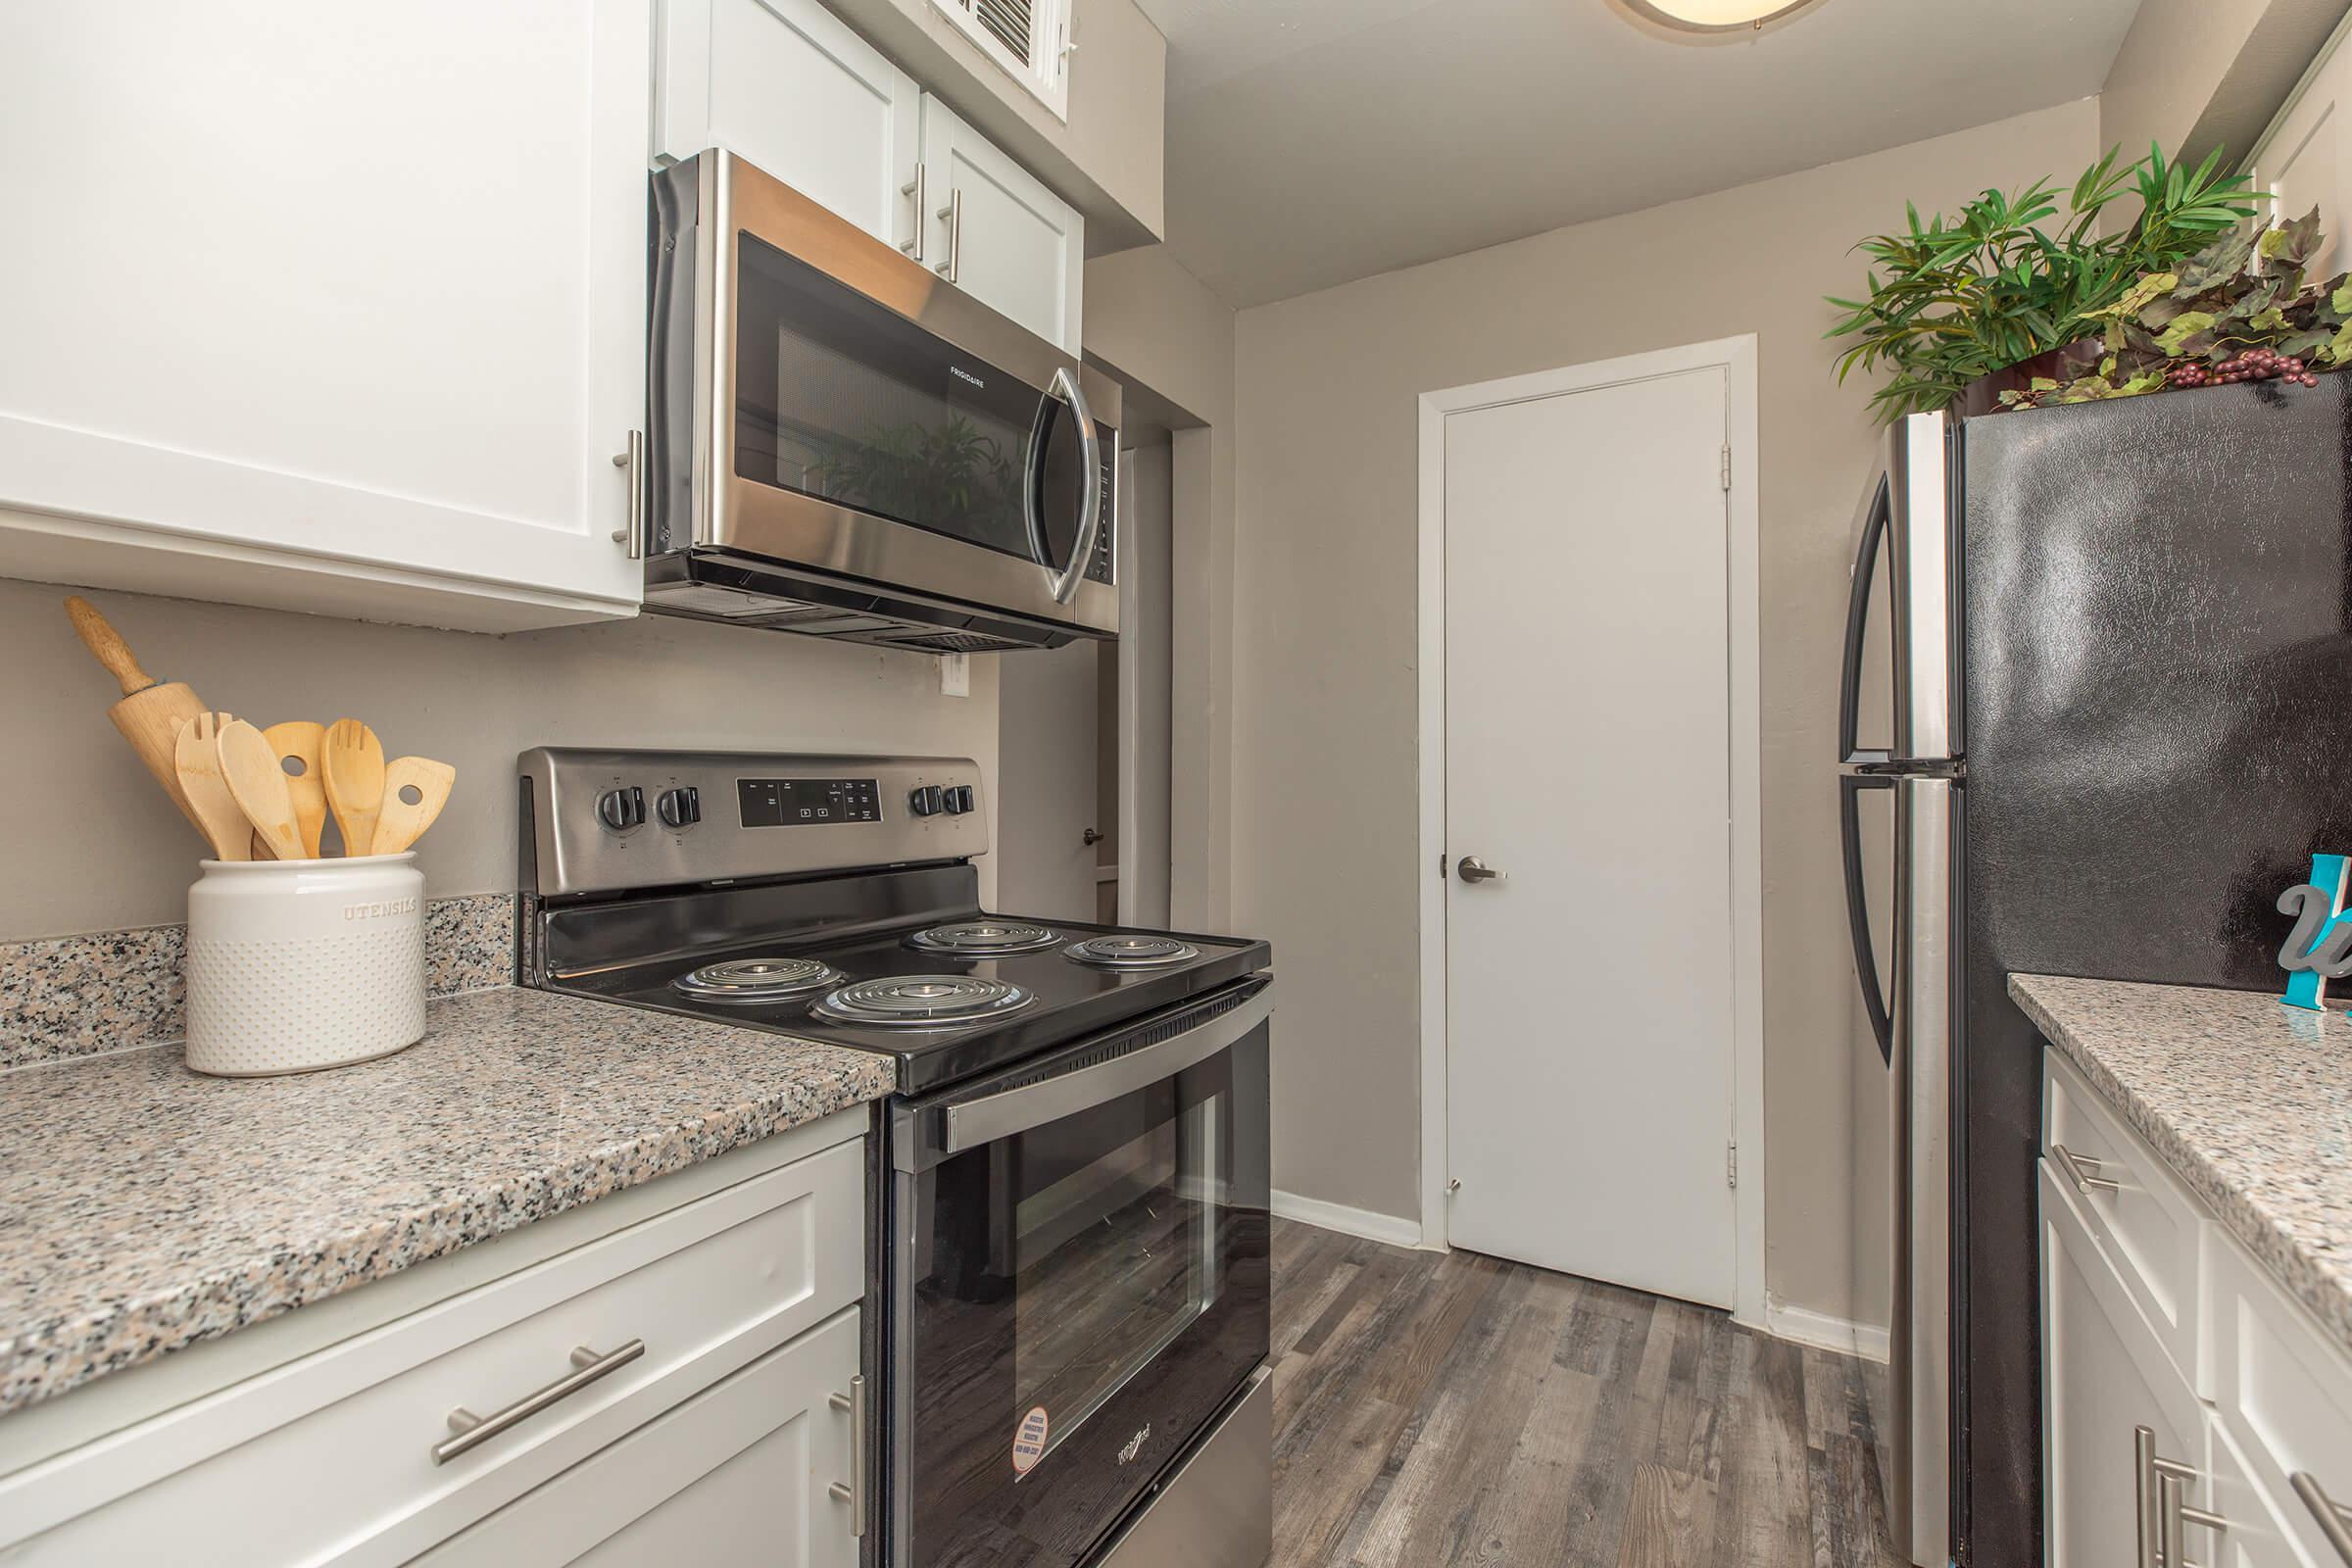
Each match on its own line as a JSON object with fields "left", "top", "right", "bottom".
{"left": 2210, "top": 1237, "right": 2352, "bottom": 1568}
{"left": 2045, "top": 1052, "right": 2211, "bottom": 1390}
{"left": 414, "top": 1306, "right": 860, "bottom": 1567}
{"left": 0, "top": 1137, "right": 863, "bottom": 1566}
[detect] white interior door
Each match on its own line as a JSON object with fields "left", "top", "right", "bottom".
{"left": 1443, "top": 365, "right": 1738, "bottom": 1308}
{"left": 997, "top": 640, "right": 1102, "bottom": 921}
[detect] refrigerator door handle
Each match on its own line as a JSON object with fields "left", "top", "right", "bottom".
{"left": 1840, "top": 772, "right": 1896, "bottom": 1064}
{"left": 1840, "top": 474, "right": 1892, "bottom": 767}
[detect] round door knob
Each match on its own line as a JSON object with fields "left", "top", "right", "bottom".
{"left": 1456, "top": 856, "right": 1503, "bottom": 884}
{"left": 1083, "top": 828, "right": 1104, "bottom": 846}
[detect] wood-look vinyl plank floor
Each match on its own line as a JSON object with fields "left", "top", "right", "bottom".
{"left": 1268, "top": 1219, "right": 1903, "bottom": 1567}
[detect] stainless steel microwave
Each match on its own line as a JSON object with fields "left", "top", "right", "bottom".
{"left": 642, "top": 150, "right": 1120, "bottom": 653}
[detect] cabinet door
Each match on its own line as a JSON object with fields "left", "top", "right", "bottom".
{"left": 2205, "top": 1419, "right": 2322, "bottom": 1568}
{"left": 0, "top": 0, "right": 650, "bottom": 632}
{"left": 657, "top": 0, "right": 920, "bottom": 250}
{"left": 2251, "top": 23, "right": 2352, "bottom": 278}
{"left": 416, "top": 1308, "right": 862, "bottom": 1568}
{"left": 920, "top": 94, "right": 1085, "bottom": 353}
{"left": 2042, "top": 1161, "right": 2209, "bottom": 1568}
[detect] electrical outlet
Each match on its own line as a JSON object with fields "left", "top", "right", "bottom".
{"left": 939, "top": 652, "right": 970, "bottom": 698}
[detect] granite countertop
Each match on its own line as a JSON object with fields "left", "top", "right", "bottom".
{"left": 2010, "top": 973, "right": 2352, "bottom": 1353}
{"left": 0, "top": 987, "right": 894, "bottom": 1415}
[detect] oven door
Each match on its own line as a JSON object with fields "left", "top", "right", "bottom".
{"left": 658, "top": 152, "right": 1118, "bottom": 630}
{"left": 886, "top": 978, "right": 1272, "bottom": 1568}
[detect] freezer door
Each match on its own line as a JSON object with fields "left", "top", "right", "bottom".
{"left": 1838, "top": 413, "right": 1958, "bottom": 766}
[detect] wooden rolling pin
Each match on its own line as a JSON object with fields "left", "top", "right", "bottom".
{"left": 64, "top": 596, "right": 210, "bottom": 839}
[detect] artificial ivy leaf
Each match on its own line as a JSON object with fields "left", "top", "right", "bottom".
{"left": 2030, "top": 376, "right": 2060, "bottom": 392}
{"left": 2090, "top": 270, "right": 2179, "bottom": 318}
{"left": 2265, "top": 207, "right": 2325, "bottom": 269}
{"left": 2155, "top": 311, "right": 2218, "bottom": 354}
{"left": 2119, "top": 371, "right": 2168, "bottom": 396}
{"left": 2251, "top": 305, "right": 2290, "bottom": 331}
{"left": 2174, "top": 228, "right": 2257, "bottom": 294}
{"left": 2331, "top": 275, "right": 2352, "bottom": 318}
{"left": 2328, "top": 320, "right": 2352, "bottom": 365}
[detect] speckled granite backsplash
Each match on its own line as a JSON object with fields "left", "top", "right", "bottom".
{"left": 0, "top": 893, "right": 514, "bottom": 1070}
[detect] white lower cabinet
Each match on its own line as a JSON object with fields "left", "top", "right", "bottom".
{"left": 0, "top": 1124, "right": 866, "bottom": 1566}
{"left": 2041, "top": 1160, "right": 2211, "bottom": 1568}
{"left": 415, "top": 1307, "right": 860, "bottom": 1568}
{"left": 2043, "top": 1054, "right": 2352, "bottom": 1568}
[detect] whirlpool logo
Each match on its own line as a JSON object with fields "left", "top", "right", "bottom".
{"left": 1115, "top": 1425, "right": 1151, "bottom": 1466}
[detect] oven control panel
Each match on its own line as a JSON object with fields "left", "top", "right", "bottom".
{"left": 521, "top": 749, "right": 987, "bottom": 898}
{"left": 738, "top": 777, "right": 880, "bottom": 827}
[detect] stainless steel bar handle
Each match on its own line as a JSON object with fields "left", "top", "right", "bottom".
{"left": 611, "top": 431, "right": 647, "bottom": 559}
{"left": 2054, "top": 1144, "right": 2120, "bottom": 1196}
{"left": 828, "top": 1374, "right": 869, "bottom": 1538}
{"left": 1046, "top": 366, "right": 1102, "bottom": 605}
{"left": 2294, "top": 1473, "right": 2352, "bottom": 1564}
{"left": 901, "top": 167, "right": 925, "bottom": 262}
{"left": 433, "top": 1340, "right": 646, "bottom": 1464}
{"left": 2137, "top": 1426, "right": 2161, "bottom": 1568}
{"left": 1455, "top": 856, "right": 1503, "bottom": 884}
{"left": 935, "top": 187, "right": 962, "bottom": 283}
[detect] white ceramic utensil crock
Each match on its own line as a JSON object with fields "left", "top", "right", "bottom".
{"left": 185, "top": 853, "right": 425, "bottom": 1076}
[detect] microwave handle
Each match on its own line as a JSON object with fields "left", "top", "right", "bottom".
{"left": 937, "top": 984, "right": 1272, "bottom": 1154}
{"left": 1045, "top": 366, "right": 1102, "bottom": 606}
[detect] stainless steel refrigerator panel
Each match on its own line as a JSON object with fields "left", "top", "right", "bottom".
{"left": 1838, "top": 413, "right": 1951, "bottom": 767}
{"left": 1889, "top": 774, "right": 1956, "bottom": 1567}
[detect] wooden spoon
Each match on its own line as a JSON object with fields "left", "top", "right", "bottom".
{"left": 322, "top": 718, "right": 385, "bottom": 857}
{"left": 263, "top": 720, "right": 328, "bottom": 857}
{"left": 173, "top": 712, "right": 252, "bottom": 861}
{"left": 370, "top": 758, "right": 456, "bottom": 856}
{"left": 218, "top": 719, "right": 306, "bottom": 861}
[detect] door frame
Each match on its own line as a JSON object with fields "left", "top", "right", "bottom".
{"left": 1413, "top": 334, "right": 1765, "bottom": 1328}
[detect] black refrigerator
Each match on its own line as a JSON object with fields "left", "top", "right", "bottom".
{"left": 1837, "top": 375, "right": 2352, "bottom": 1568}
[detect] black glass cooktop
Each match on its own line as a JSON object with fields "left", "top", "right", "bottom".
{"left": 556, "top": 913, "right": 1271, "bottom": 1094}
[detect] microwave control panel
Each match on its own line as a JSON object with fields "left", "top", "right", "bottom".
{"left": 1085, "top": 443, "right": 1116, "bottom": 586}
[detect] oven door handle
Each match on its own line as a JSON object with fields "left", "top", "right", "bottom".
{"left": 936, "top": 986, "right": 1273, "bottom": 1157}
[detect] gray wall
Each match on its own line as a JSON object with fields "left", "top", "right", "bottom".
{"left": 1124, "top": 438, "right": 1175, "bottom": 926}
{"left": 2100, "top": 0, "right": 2352, "bottom": 188}
{"left": 1229, "top": 99, "right": 2100, "bottom": 1317}
{"left": 1, "top": 578, "right": 998, "bottom": 942}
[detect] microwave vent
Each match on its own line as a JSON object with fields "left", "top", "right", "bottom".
{"left": 875, "top": 629, "right": 1030, "bottom": 655}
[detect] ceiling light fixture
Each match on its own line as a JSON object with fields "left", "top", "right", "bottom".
{"left": 1623, "top": 0, "right": 1824, "bottom": 32}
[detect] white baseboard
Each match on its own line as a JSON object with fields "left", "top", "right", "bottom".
{"left": 1270, "top": 1190, "right": 1426, "bottom": 1250}
{"left": 1764, "top": 1296, "right": 1892, "bottom": 1363}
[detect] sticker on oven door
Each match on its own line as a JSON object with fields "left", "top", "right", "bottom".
{"left": 1012, "top": 1406, "right": 1050, "bottom": 1475}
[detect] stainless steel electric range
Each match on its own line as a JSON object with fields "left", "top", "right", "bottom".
{"left": 517, "top": 749, "right": 1274, "bottom": 1568}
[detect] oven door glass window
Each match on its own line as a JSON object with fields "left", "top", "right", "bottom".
{"left": 900, "top": 1017, "right": 1269, "bottom": 1568}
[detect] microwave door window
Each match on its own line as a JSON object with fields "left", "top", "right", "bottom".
{"left": 733, "top": 232, "right": 1046, "bottom": 564}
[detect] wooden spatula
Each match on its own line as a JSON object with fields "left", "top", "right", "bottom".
{"left": 218, "top": 719, "right": 306, "bottom": 861}
{"left": 322, "top": 718, "right": 385, "bottom": 857}
{"left": 66, "top": 596, "right": 211, "bottom": 842}
{"left": 370, "top": 757, "right": 456, "bottom": 856}
{"left": 173, "top": 712, "right": 252, "bottom": 861}
{"left": 263, "top": 720, "right": 328, "bottom": 857}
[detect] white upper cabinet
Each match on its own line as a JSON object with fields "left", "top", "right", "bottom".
{"left": 657, "top": 0, "right": 921, "bottom": 250}
{"left": 919, "top": 93, "right": 1084, "bottom": 353}
{"left": 0, "top": 1, "right": 654, "bottom": 633}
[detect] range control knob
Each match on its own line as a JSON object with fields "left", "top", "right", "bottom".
{"left": 941, "top": 785, "right": 970, "bottom": 816}
{"left": 597, "top": 786, "right": 646, "bottom": 832}
{"left": 909, "top": 785, "right": 945, "bottom": 818}
{"left": 656, "top": 786, "right": 701, "bottom": 829}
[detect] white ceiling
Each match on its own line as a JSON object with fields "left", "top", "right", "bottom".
{"left": 1135, "top": 0, "right": 2145, "bottom": 306}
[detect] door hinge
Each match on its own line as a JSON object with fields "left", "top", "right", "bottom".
{"left": 1720, "top": 445, "right": 1733, "bottom": 491}
{"left": 1726, "top": 1140, "right": 1739, "bottom": 1189}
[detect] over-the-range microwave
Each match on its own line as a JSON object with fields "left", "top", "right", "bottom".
{"left": 641, "top": 149, "right": 1120, "bottom": 653}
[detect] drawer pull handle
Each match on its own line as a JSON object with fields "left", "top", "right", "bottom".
{"left": 2294, "top": 1473, "right": 2352, "bottom": 1564}
{"left": 2055, "top": 1144, "right": 2120, "bottom": 1196}
{"left": 829, "top": 1374, "right": 868, "bottom": 1538}
{"left": 2136, "top": 1427, "right": 2226, "bottom": 1568}
{"left": 433, "top": 1340, "right": 646, "bottom": 1465}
